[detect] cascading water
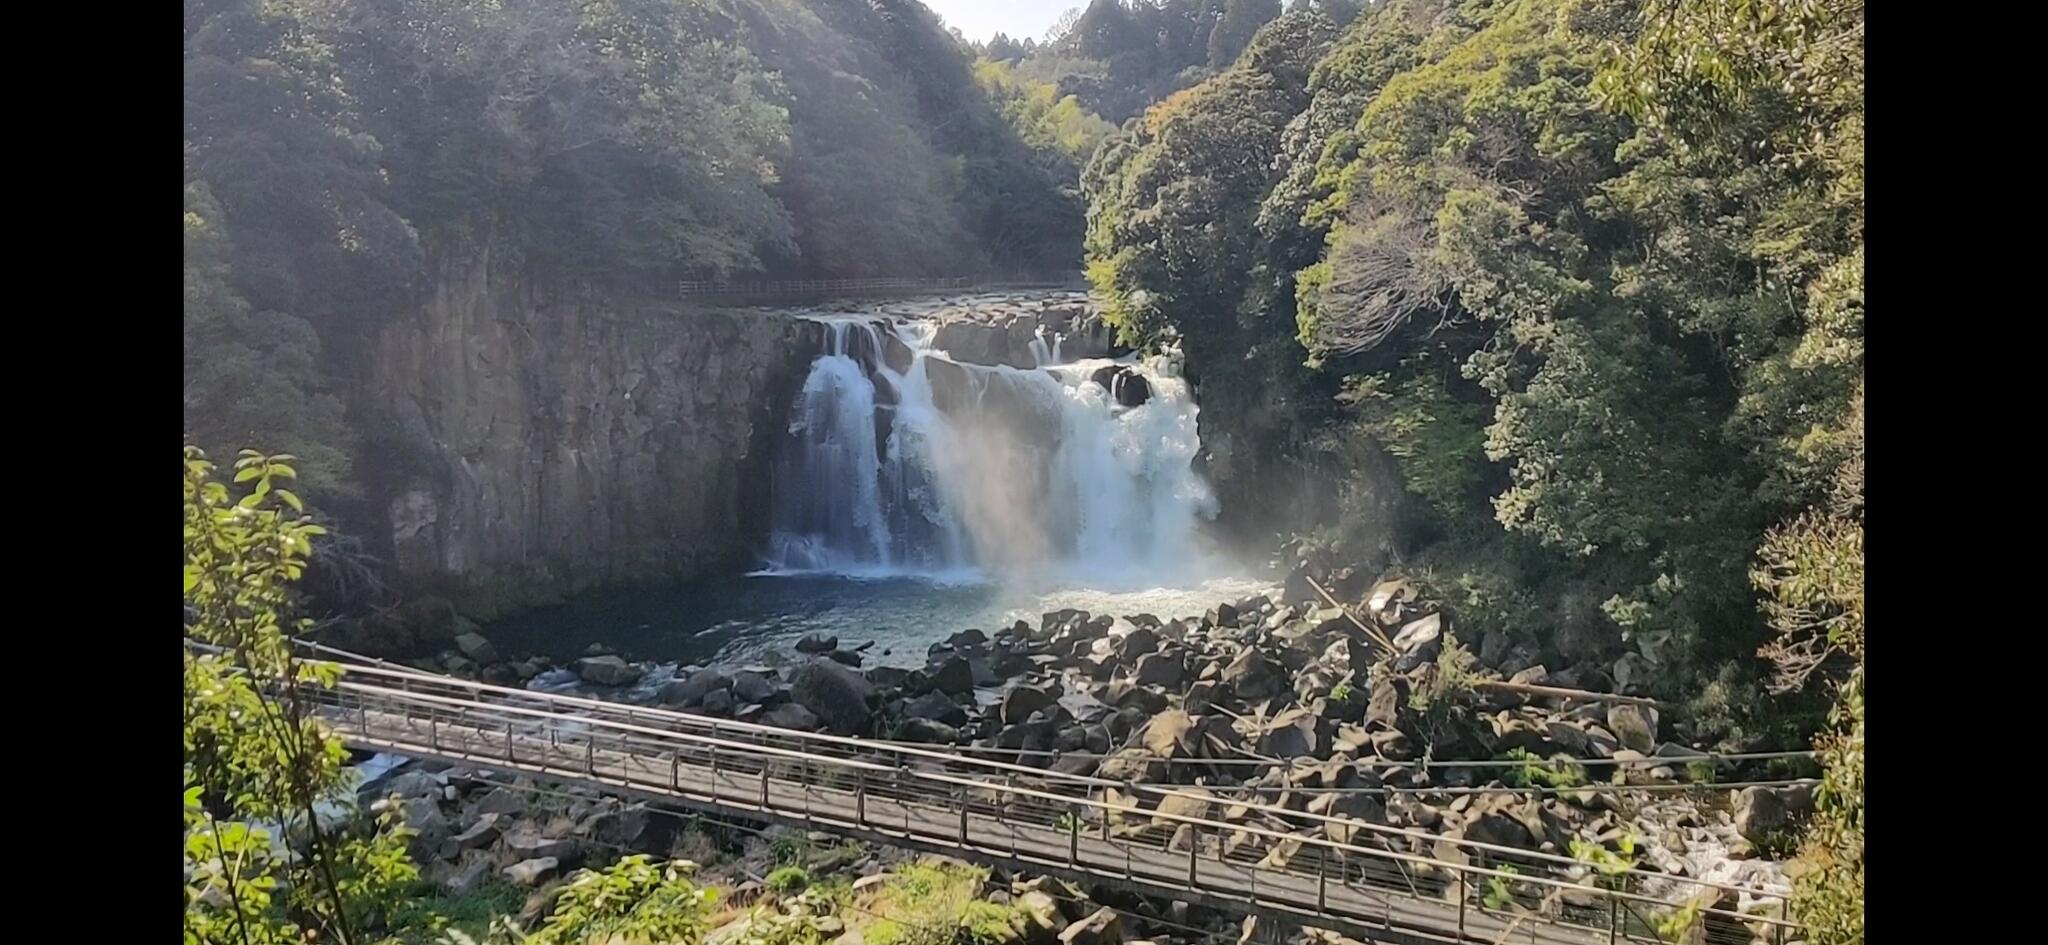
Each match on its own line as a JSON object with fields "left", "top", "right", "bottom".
{"left": 764, "top": 316, "right": 1218, "bottom": 587}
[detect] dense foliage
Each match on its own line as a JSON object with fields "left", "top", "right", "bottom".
{"left": 183, "top": 0, "right": 1097, "bottom": 499}
{"left": 1083, "top": 0, "right": 1863, "bottom": 741}
{"left": 987, "top": 0, "right": 1328, "bottom": 124}
{"left": 184, "top": 447, "right": 419, "bottom": 944}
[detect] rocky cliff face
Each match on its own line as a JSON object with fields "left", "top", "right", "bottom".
{"left": 362, "top": 253, "right": 822, "bottom": 618}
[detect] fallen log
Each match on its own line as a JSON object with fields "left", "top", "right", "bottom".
{"left": 1471, "top": 679, "right": 1670, "bottom": 710}
{"left": 1302, "top": 575, "right": 1398, "bottom": 653}
{"left": 1302, "top": 576, "right": 1670, "bottom": 709}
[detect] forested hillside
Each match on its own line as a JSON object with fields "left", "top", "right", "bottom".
{"left": 185, "top": 0, "right": 1095, "bottom": 501}
{"left": 1083, "top": 0, "right": 1862, "bottom": 735}
{"left": 981, "top": 0, "right": 1349, "bottom": 124}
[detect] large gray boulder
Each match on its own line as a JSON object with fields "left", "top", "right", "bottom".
{"left": 1733, "top": 785, "right": 1815, "bottom": 843}
{"left": 760, "top": 703, "right": 820, "bottom": 731}
{"left": 500, "top": 830, "right": 578, "bottom": 862}
{"left": 1219, "top": 648, "right": 1284, "bottom": 700}
{"left": 895, "top": 718, "right": 959, "bottom": 744}
{"left": 999, "top": 685, "right": 1056, "bottom": 726}
{"left": 791, "top": 658, "right": 876, "bottom": 735}
{"left": 731, "top": 671, "right": 781, "bottom": 705}
{"left": 1606, "top": 704, "right": 1660, "bottom": 754}
{"left": 660, "top": 669, "right": 730, "bottom": 706}
{"left": 928, "top": 656, "right": 976, "bottom": 695}
{"left": 903, "top": 691, "right": 969, "bottom": 727}
{"left": 453, "top": 631, "right": 499, "bottom": 665}
{"left": 573, "top": 655, "right": 642, "bottom": 687}
{"left": 1132, "top": 652, "right": 1183, "bottom": 687}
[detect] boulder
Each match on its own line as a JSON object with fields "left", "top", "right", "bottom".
{"left": 1308, "top": 792, "right": 1386, "bottom": 843}
{"left": 1000, "top": 685, "right": 1056, "bottom": 726}
{"left": 1097, "top": 679, "right": 1167, "bottom": 714}
{"left": 761, "top": 703, "right": 821, "bottom": 730}
{"left": 1365, "top": 676, "right": 1405, "bottom": 731}
{"left": 1096, "top": 748, "right": 1166, "bottom": 783}
{"left": 1606, "top": 704, "right": 1660, "bottom": 754}
{"left": 1391, "top": 614, "right": 1441, "bottom": 652}
{"left": 503, "top": 857, "right": 560, "bottom": 887}
{"left": 1459, "top": 806, "right": 1535, "bottom": 850}
{"left": 385, "top": 769, "right": 449, "bottom": 801}
{"left": 1112, "top": 623, "right": 1158, "bottom": 660}
{"left": 795, "top": 633, "right": 838, "bottom": 654}
{"left": 1017, "top": 890, "right": 1067, "bottom": 944}
{"left": 1139, "top": 710, "right": 1195, "bottom": 758}
{"left": 1369, "top": 728, "right": 1414, "bottom": 760}
{"left": 441, "top": 852, "right": 494, "bottom": 895}
{"left": 1132, "top": 652, "right": 1183, "bottom": 688}
{"left": 474, "top": 786, "right": 527, "bottom": 817}
{"left": 997, "top": 718, "right": 1059, "bottom": 752}
{"left": 903, "top": 691, "right": 970, "bottom": 727}
{"left": 700, "top": 689, "right": 736, "bottom": 714}
{"left": 1058, "top": 907, "right": 1123, "bottom": 945}
{"left": 1733, "top": 785, "right": 1814, "bottom": 843}
{"left": 1219, "top": 648, "right": 1283, "bottom": 700}
{"left": 453, "top": 631, "right": 499, "bottom": 665}
{"left": 1206, "top": 602, "right": 1240, "bottom": 629}
{"left": 450, "top": 812, "right": 502, "bottom": 850}
{"left": 1152, "top": 786, "right": 1214, "bottom": 824}
{"left": 583, "top": 804, "right": 649, "bottom": 848}
{"left": 935, "top": 319, "right": 1035, "bottom": 369}
{"left": 500, "top": 830, "right": 578, "bottom": 862}
{"left": 791, "top": 658, "right": 876, "bottom": 735}
{"left": 573, "top": 655, "right": 642, "bottom": 687}
{"left": 732, "top": 671, "right": 781, "bottom": 705}
{"left": 895, "top": 718, "right": 959, "bottom": 744}
{"left": 929, "top": 656, "right": 976, "bottom": 695}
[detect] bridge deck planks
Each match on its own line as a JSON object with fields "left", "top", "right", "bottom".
{"left": 338, "top": 706, "right": 1618, "bottom": 945}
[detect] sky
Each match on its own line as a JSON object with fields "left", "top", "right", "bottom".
{"left": 922, "top": 0, "right": 1078, "bottom": 43}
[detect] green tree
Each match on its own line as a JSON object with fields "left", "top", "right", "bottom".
{"left": 184, "top": 447, "right": 418, "bottom": 944}
{"left": 1084, "top": 0, "right": 1865, "bottom": 713}
{"left": 184, "top": 184, "right": 358, "bottom": 499}
{"left": 1208, "top": 0, "right": 1282, "bottom": 68}
{"left": 1753, "top": 391, "right": 1861, "bottom": 944}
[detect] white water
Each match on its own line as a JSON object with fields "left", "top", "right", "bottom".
{"left": 763, "top": 318, "right": 1221, "bottom": 588}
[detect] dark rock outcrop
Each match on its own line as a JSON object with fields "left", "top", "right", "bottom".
{"left": 790, "top": 658, "right": 877, "bottom": 735}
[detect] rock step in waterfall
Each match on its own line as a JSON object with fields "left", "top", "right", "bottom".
{"left": 764, "top": 307, "right": 1216, "bottom": 584}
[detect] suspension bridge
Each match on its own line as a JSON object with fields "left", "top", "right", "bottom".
{"left": 305, "top": 657, "right": 1801, "bottom": 945}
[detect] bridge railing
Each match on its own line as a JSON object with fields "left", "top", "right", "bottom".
{"left": 303, "top": 659, "right": 1800, "bottom": 945}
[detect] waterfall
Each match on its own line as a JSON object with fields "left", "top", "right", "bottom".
{"left": 763, "top": 317, "right": 1218, "bottom": 586}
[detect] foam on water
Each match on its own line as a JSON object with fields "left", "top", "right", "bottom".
{"left": 762, "top": 316, "right": 1223, "bottom": 588}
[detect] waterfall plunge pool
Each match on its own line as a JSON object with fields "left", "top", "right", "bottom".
{"left": 484, "top": 571, "right": 1275, "bottom": 672}
{"left": 489, "top": 301, "right": 1271, "bottom": 673}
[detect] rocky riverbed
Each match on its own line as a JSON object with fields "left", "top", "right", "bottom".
{"left": 352, "top": 558, "right": 1815, "bottom": 943}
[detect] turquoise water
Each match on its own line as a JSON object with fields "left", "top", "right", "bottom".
{"left": 485, "top": 572, "right": 1274, "bottom": 670}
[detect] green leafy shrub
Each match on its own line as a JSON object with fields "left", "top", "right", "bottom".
{"left": 768, "top": 833, "right": 809, "bottom": 866}
{"left": 1502, "top": 749, "right": 1587, "bottom": 790}
{"left": 389, "top": 881, "right": 527, "bottom": 943}
{"left": 183, "top": 448, "right": 418, "bottom": 945}
{"left": 766, "top": 866, "right": 812, "bottom": 895}
{"left": 527, "top": 856, "right": 717, "bottom": 945}
{"left": 861, "top": 861, "right": 1002, "bottom": 945}
{"left": 1482, "top": 865, "right": 1520, "bottom": 911}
